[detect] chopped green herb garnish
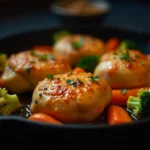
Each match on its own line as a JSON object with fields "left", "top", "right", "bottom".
{"left": 76, "top": 55, "right": 100, "bottom": 73}
{"left": 47, "top": 74, "right": 54, "bottom": 79}
{"left": 25, "top": 66, "right": 32, "bottom": 73}
{"left": 71, "top": 38, "right": 84, "bottom": 49}
{"left": 119, "top": 50, "right": 130, "bottom": 61}
{"left": 121, "top": 89, "right": 127, "bottom": 95}
{"left": 69, "top": 72, "right": 73, "bottom": 75}
{"left": 52, "top": 30, "right": 70, "bottom": 43}
{"left": 89, "top": 76, "right": 99, "bottom": 82}
{"left": 118, "top": 39, "right": 139, "bottom": 51}
{"left": 66, "top": 79, "right": 76, "bottom": 85}
{"left": 140, "top": 62, "right": 145, "bottom": 66}
{"left": 48, "top": 54, "right": 55, "bottom": 60}
{"left": 29, "top": 50, "right": 35, "bottom": 55}
{"left": 66, "top": 78, "right": 83, "bottom": 86}
{"left": 39, "top": 93, "right": 42, "bottom": 97}
{"left": 39, "top": 55, "right": 47, "bottom": 61}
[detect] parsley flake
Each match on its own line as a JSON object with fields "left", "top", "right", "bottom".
{"left": 89, "top": 76, "right": 99, "bottom": 82}
{"left": 39, "top": 93, "right": 42, "bottom": 97}
{"left": 48, "top": 54, "right": 55, "bottom": 60}
{"left": 71, "top": 38, "right": 84, "bottom": 49}
{"left": 121, "top": 89, "right": 127, "bottom": 95}
{"left": 119, "top": 50, "right": 130, "bottom": 61}
{"left": 47, "top": 74, "right": 54, "bottom": 79}
{"left": 39, "top": 55, "right": 47, "bottom": 61}
{"left": 25, "top": 66, "right": 32, "bottom": 73}
{"left": 29, "top": 50, "right": 35, "bottom": 55}
{"left": 66, "top": 79, "right": 76, "bottom": 85}
{"left": 140, "top": 62, "right": 145, "bottom": 66}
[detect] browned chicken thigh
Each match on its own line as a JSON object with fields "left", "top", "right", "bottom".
{"left": 30, "top": 72, "right": 112, "bottom": 123}
{"left": 53, "top": 34, "right": 106, "bottom": 66}
{"left": 94, "top": 49, "right": 150, "bottom": 89}
{"left": 1, "top": 49, "right": 72, "bottom": 93}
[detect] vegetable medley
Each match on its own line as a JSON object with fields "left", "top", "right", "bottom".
{"left": 0, "top": 30, "right": 149, "bottom": 126}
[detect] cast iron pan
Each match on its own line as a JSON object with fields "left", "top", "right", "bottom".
{"left": 0, "top": 27, "right": 150, "bottom": 149}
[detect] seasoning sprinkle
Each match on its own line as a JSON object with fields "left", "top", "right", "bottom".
{"left": 119, "top": 50, "right": 130, "bottom": 61}
{"left": 39, "top": 55, "right": 47, "bottom": 61}
{"left": 48, "top": 54, "right": 55, "bottom": 60}
{"left": 29, "top": 50, "right": 35, "bottom": 55}
{"left": 121, "top": 89, "right": 127, "bottom": 95}
{"left": 39, "top": 93, "right": 42, "bottom": 97}
{"left": 25, "top": 66, "right": 32, "bottom": 73}
{"left": 140, "top": 62, "right": 145, "bottom": 66}
{"left": 47, "top": 74, "right": 54, "bottom": 79}
{"left": 89, "top": 76, "right": 99, "bottom": 82}
{"left": 71, "top": 38, "right": 84, "bottom": 49}
{"left": 66, "top": 79, "right": 76, "bottom": 85}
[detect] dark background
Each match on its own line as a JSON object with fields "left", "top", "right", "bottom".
{"left": 0, "top": 0, "right": 150, "bottom": 39}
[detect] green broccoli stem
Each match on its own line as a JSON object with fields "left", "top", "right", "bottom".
{"left": 127, "top": 96, "right": 140, "bottom": 109}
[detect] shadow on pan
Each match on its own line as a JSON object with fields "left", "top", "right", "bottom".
{"left": 0, "top": 26, "right": 150, "bottom": 149}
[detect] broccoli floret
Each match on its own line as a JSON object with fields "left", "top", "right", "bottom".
{"left": 118, "top": 39, "right": 139, "bottom": 51}
{"left": 76, "top": 55, "right": 100, "bottom": 73}
{"left": 52, "top": 30, "right": 70, "bottom": 43}
{"left": 0, "top": 88, "right": 21, "bottom": 116}
{"left": 127, "top": 88, "right": 150, "bottom": 118}
{"left": 0, "top": 53, "right": 7, "bottom": 72}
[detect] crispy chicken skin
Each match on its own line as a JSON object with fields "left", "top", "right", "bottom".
{"left": 94, "top": 49, "right": 150, "bottom": 89}
{"left": 30, "top": 72, "right": 112, "bottom": 123}
{"left": 1, "top": 49, "right": 72, "bottom": 93}
{"left": 53, "top": 34, "right": 105, "bottom": 66}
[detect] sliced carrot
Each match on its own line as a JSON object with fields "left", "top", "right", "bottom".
{"left": 111, "top": 86, "right": 150, "bottom": 105}
{"left": 73, "top": 67, "right": 85, "bottom": 73}
{"left": 105, "top": 38, "right": 120, "bottom": 51}
{"left": 107, "top": 105, "right": 132, "bottom": 125}
{"left": 28, "top": 113, "right": 62, "bottom": 125}
{"left": 33, "top": 45, "right": 52, "bottom": 52}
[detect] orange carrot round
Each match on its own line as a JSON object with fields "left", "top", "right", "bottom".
{"left": 73, "top": 67, "right": 85, "bottom": 73}
{"left": 28, "top": 113, "right": 62, "bottom": 125}
{"left": 106, "top": 38, "right": 120, "bottom": 51}
{"left": 111, "top": 86, "right": 150, "bottom": 105}
{"left": 107, "top": 105, "right": 132, "bottom": 125}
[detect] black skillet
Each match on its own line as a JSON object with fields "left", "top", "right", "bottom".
{"left": 0, "top": 27, "right": 150, "bottom": 149}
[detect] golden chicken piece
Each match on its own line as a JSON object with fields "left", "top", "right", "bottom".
{"left": 53, "top": 34, "right": 106, "bottom": 66}
{"left": 30, "top": 72, "right": 112, "bottom": 123}
{"left": 1, "top": 49, "right": 72, "bottom": 93}
{"left": 94, "top": 49, "right": 150, "bottom": 89}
